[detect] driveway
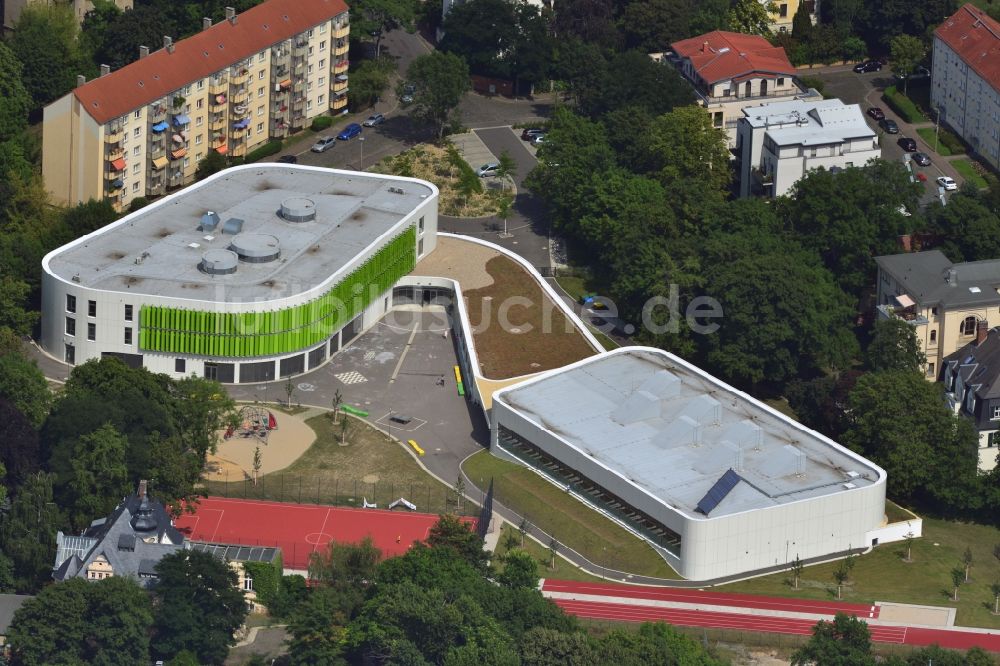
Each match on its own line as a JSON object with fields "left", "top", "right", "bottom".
{"left": 809, "top": 68, "right": 960, "bottom": 205}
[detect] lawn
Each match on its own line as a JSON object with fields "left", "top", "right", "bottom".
{"left": 493, "top": 523, "right": 604, "bottom": 583}
{"left": 952, "top": 159, "right": 990, "bottom": 189}
{"left": 463, "top": 450, "right": 678, "bottom": 579}
{"left": 723, "top": 516, "right": 1000, "bottom": 629}
{"left": 916, "top": 127, "right": 953, "bottom": 157}
{"left": 465, "top": 256, "right": 597, "bottom": 378}
{"left": 202, "top": 414, "right": 462, "bottom": 514}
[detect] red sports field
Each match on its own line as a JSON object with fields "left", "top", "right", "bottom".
{"left": 174, "top": 497, "right": 469, "bottom": 570}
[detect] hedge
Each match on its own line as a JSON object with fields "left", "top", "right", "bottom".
{"left": 882, "top": 86, "right": 927, "bottom": 124}
{"left": 244, "top": 140, "right": 283, "bottom": 163}
{"left": 243, "top": 554, "right": 283, "bottom": 609}
{"left": 310, "top": 115, "right": 334, "bottom": 131}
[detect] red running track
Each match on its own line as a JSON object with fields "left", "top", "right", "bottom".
{"left": 553, "top": 598, "right": 1000, "bottom": 653}
{"left": 174, "top": 497, "right": 473, "bottom": 570}
{"left": 543, "top": 579, "right": 880, "bottom": 618}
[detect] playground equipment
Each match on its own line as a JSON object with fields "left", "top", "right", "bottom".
{"left": 341, "top": 404, "right": 369, "bottom": 417}
{"left": 224, "top": 405, "right": 277, "bottom": 443}
{"left": 389, "top": 497, "right": 417, "bottom": 511}
{"left": 454, "top": 365, "right": 465, "bottom": 397}
{"left": 407, "top": 439, "right": 425, "bottom": 456}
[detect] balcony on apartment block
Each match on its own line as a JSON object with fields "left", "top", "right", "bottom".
{"left": 210, "top": 92, "right": 228, "bottom": 112}
{"left": 334, "top": 59, "right": 348, "bottom": 74}
{"left": 209, "top": 77, "right": 228, "bottom": 96}
{"left": 334, "top": 40, "right": 348, "bottom": 57}
{"left": 104, "top": 123, "right": 124, "bottom": 144}
{"left": 876, "top": 294, "right": 929, "bottom": 326}
{"left": 334, "top": 23, "right": 349, "bottom": 39}
{"left": 230, "top": 68, "right": 250, "bottom": 86}
{"left": 148, "top": 103, "right": 167, "bottom": 123}
{"left": 209, "top": 114, "right": 227, "bottom": 131}
{"left": 331, "top": 96, "right": 347, "bottom": 111}
{"left": 332, "top": 75, "right": 348, "bottom": 94}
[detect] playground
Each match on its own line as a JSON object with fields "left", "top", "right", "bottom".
{"left": 174, "top": 496, "right": 474, "bottom": 570}
{"left": 204, "top": 406, "right": 317, "bottom": 482}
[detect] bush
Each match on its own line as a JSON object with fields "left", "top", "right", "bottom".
{"left": 798, "top": 76, "right": 825, "bottom": 96}
{"left": 939, "top": 128, "right": 966, "bottom": 155}
{"left": 882, "top": 85, "right": 927, "bottom": 124}
{"left": 244, "top": 140, "right": 283, "bottom": 163}
{"left": 310, "top": 115, "right": 334, "bottom": 131}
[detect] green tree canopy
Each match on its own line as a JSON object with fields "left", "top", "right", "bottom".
{"left": 152, "top": 549, "right": 248, "bottom": 664}
{"left": 10, "top": 4, "right": 89, "bottom": 111}
{"left": 0, "top": 42, "right": 31, "bottom": 143}
{"left": 497, "top": 549, "right": 539, "bottom": 589}
{"left": 647, "top": 105, "right": 731, "bottom": 198}
{"left": 195, "top": 150, "right": 228, "bottom": 181}
{"left": 0, "top": 352, "right": 50, "bottom": 427}
{"left": 622, "top": 0, "right": 694, "bottom": 52}
{"left": 728, "top": 0, "right": 778, "bottom": 35}
{"left": 426, "top": 514, "right": 489, "bottom": 571}
{"left": 791, "top": 612, "right": 875, "bottom": 665}
{"left": 348, "top": 0, "right": 415, "bottom": 57}
{"left": 0, "top": 472, "right": 63, "bottom": 592}
{"left": 867, "top": 318, "right": 926, "bottom": 373}
{"left": 67, "top": 423, "right": 132, "bottom": 530}
{"left": 890, "top": 34, "right": 926, "bottom": 94}
{"left": 925, "top": 191, "right": 1000, "bottom": 263}
{"left": 405, "top": 51, "right": 470, "bottom": 139}
{"left": 0, "top": 397, "right": 41, "bottom": 489}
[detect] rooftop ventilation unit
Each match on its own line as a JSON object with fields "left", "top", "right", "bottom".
{"left": 388, "top": 186, "right": 405, "bottom": 194}
{"left": 222, "top": 217, "right": 244, "bottom": 234}
{"left": 229, "top": 233, "right": 280, "bottom": 263}
{"left": 200, "top": 211, "right": 220, "bottom": 231}
{"left": 280, "top": 197, "right": 316, "bottom": 222}
{"left": 200, "top": 249, "right": 239, "bottom": 275}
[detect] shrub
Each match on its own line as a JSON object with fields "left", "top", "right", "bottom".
{"left": 882, "top": 85, "right": 926, "bottom": 124}
{"left": 244, "top": 140, "right": 283, "bottom": 163}
{"left": 310, "top": 115, "right": 334, "bottom": 131}
{"left": 938, "top": 128, "right": 966, "bottom": 155}
{"left": 798, "top": 76, "right": 825, "bottom": 96}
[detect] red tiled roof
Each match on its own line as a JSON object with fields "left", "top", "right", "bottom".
{"left": 74, "top": 0, "right": 348, "bottom": 125}
{"left": 670, "top": 31, "right": 796, "bottom": 85}
{"left": 935, "top": 4, "right": 1000, "bottom": 93}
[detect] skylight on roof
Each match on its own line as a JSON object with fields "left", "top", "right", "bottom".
{"left": 970, "top": 286, "right": 982, "bottom": 293}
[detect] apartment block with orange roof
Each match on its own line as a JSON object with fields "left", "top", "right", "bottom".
{"left": 42, "top": 0, "right": 349, "bottom": 213}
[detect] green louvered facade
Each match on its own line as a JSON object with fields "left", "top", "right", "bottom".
{"left": 138, "top": 226, "right": 416, "bottom": 357}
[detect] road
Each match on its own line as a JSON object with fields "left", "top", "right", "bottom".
{"left": 808, "top": 67, "right": 957, "bottom": 206}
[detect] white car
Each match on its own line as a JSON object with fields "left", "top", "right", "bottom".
{"left": 937, "top": 176, "right": 958, "bottom": 191}
{"left": 477, "top": 162, "right": 500, "bottom": 177}
{"left": 311, "top": 136, "right": 336, "bottom": 153}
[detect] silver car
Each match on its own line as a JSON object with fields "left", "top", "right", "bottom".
{"left": 311, "top": 136, "right": 336, "bottom": 152}
{"left": 477, "top": 162, "right": 500, "bottom": 177}
{"left": 363, "top": 113, "right": 385, "bottom": 127}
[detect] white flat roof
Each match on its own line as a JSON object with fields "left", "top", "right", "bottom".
{"left": 742, "top": 98, "right": 876, "bottom": 146}
{"left": 495, "top": 347, "right": 884, "bottom": 520}
{"left": 44, "top": 164, "right": 435, "bottom": 303}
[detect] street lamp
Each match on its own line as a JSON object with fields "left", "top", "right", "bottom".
{"left": 935, "top": 107, "right": 942, "bottom": 154}
{"left": 359, "top": 136, "right": 365, "bottom": 171}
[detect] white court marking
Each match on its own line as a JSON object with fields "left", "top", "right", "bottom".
{"left": 334, "top": 370, "right": 368, "bottom": 385}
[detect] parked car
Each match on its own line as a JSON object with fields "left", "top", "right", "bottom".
{"left": 898, "top": 137, "right": 917, "bottom": 152}
{"left": 867, "top": 107, "right": 885, "bottom": 121}
{"left": 337, "top": 123, "right": 362, "bottom": 140}
{"left": 916, "top": 172, "right": 928, "bottom": 182}
{"left": 477, "top": 162, "right": 500, "bottom": 177}
{"left": 880, "top": 118, "right": 900, "bottom": 134}
{"left": 896, "top": 66, "right": 931, "bottom": 81}
{"left": 854, "top": 60, "right": 882, "bottom": 73}
{"left": 277, "top": 154, "right": 298, "bottom": 163}
{"left": 912, "top": 152, "right": 931, "bottom": 166}
{"left": 530, "top": 134, "right": 546, "bottom": 146}
{"left": 521, "top": 128, "right": 545, "bottom": 141}
{"left": 400, "top": 83, "right": 415, "bottom": 104}
{"left": 310, "top": 137, "right": 336, "bottom": 152}
{"left": 937, "top": 175, "right": 958, "bottom": 191}
{"left": 362, "top": 113, "right": 385, "bottom": 127}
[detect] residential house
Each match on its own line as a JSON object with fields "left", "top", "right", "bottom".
{"left": 0, "top": 594, "right": 32, "bottom": 656}
{"left": 52, "top": 480, "right": 186, "bottom": 587}
{"left": 874, "top": 250, "right": 1000, "bottom": 382}
{"left": 667, "top": 30, "right": 821, "bottom": 149}
{"left": 737, "top": 97, "right": 880, "bottom": 197}
{"left": 766, "top": 0, "right": 819, "bottom": 33}
{"left": 942, "top": 324, "right": 1000, "bottom": 471}
{"left": 931, "top": 4, "right": 1000, "bottom": 172}
{"left": 42, "top": 0, "right": 350, "bottom": 213}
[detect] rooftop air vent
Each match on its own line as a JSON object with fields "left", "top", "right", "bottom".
{"left": 200, "top": 249, "right": 239, "bottom": 275}
{"left": 280, "top": 196, "right": 316, "bottom": 222}
{"left": 200, "top": 211, "right": 220, "bottom": 231}
{"left": 229, "top": 233, "right": 280, "bottom": 263}
{"left": 222, "top": 217, "right": 244, "bottom": 234}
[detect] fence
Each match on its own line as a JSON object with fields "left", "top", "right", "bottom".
{"left": 200, "top": 471, "right": 480, "bottom": 517}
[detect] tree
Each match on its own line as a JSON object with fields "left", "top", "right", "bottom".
{"left": 195, "top": 150, "right": 227, "bottom": 181}
{"left": 951, "top": 566, "right": 964, "bottom": 601}
{"left": 91, "top": 3, "right": 178, "bottom": 71}
{"left": 348, "top": 0, "right": 415, "bottom": 58}
{"left": 426, "top": 514, "right": 488, "bottom": 571}
{"left": 308, "top": 536, "right": 381, "bottom": 592}
{"left": 496, "top": 195, "right": 513, "bottom": 237}
{"left": 867, "top": 318, "right": 926, "bottom": 373}
{"left": 792, "top": 1, "right": 813, "bottom": 41}
{"left": 902, "top": 530, "right": 915, "bottom": 563}
{"left": 0, "top": 42, "right": 31, "bottom": 143}
{"left": 10, "top": 4, "right": 88, "bottom": 111}
{"left": 67, "top": 423, "right": 131, "bottom": 530}
{"left": 405, "top": 52, "right": 470, "bottom": 139}
{"left": 453, "top": 474, "right": 466, "bottom": 512}
{"left": 728, "top": 0, "right": 778, "bottom": 35}
{"left": 925, "top": 191, "right": 1000, "bottom": 263}
{"left": 791, "top": 612, "right": 875, "bottom": 665}
{"left": 284, "top": 376, "right": 295, "bottom": 407}
{"left": 500, "top": 528, "right": 520, "bottom": 553}
{"left": 441, "top": 0, "right": 517, "bottom": 80}
{"left": 791, "top": 555, "right": 804, "bottom": 590}
{"left": 963, "top": 546, "right": 974, "bottom": 582}
{"left": 497, "top": 549, "right": 539, "bottom": 589}
{"left": 622, "top": 0, "right": 694, "bottom": 52}
{"left": 521, "top": 627, "right": 594, "bottom": 665}
{"left": 346, "top": 56, "right": 394, "bottom": 111}
{"left": 548, "top": 538, "right": 559, "bottom": 570}
{"left": 843, "top": 36, "right": 867, "bottom": 63}
{"left": 340, "top": 415, "right": 350, "bottom": 445}
{"left": 648, "top": 105, "right": 731, "bottom": 198}
{"left": 833, "top": 561, "right": 849, "bottom": 599}
{"left": 991, "top": 580, "right": 1000, "bottom": 615}
{"left": 0, "top": 352, "right": 51, "bottom": 427}
{"left": 889, "top": 34, "right": 926, "bottom": 95}
{"left": 518, "top": 516, "right": 530, "bottom": 547}
{"left": 331, "top": 389, "right": 343, "bottom": 424}
{"left": 252, "top": 445, "right": 262, "bottom": 486}
{"left": 152, "top": 550, "right": 248, "bottom": 664}
{"left": 286, "top": 587, "right": 350, "bottom": 665}
{"left": 0, "top": 472, "right": 62, "bottom": 592}
{"left": 0, "top": 277, "right": 39, "bottom": 337}
{"left": 843, "top": 371, "right": 980, "bottom": 506}
{"left": 7, "top": 576, "right": 153, "bottom": 665}
{"left": 495, "top": 150, "right": 516, "bottom": 194}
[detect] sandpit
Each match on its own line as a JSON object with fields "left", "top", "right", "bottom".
{"left": 204, "top": 408, "right": 317, "bottom": 482}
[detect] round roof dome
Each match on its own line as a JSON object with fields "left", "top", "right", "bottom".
{"left": 280, "top": 196, "right": 316, "bottom": 222}
{"left": 229, "top": 233, "right": 281, "bottom": 263}
{"left": 199, "top": 249, "right": 239, "bottom": 275}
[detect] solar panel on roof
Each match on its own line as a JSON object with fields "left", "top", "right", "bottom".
{"left": 696, "top": 469, "right": 742, "bottom": 516}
